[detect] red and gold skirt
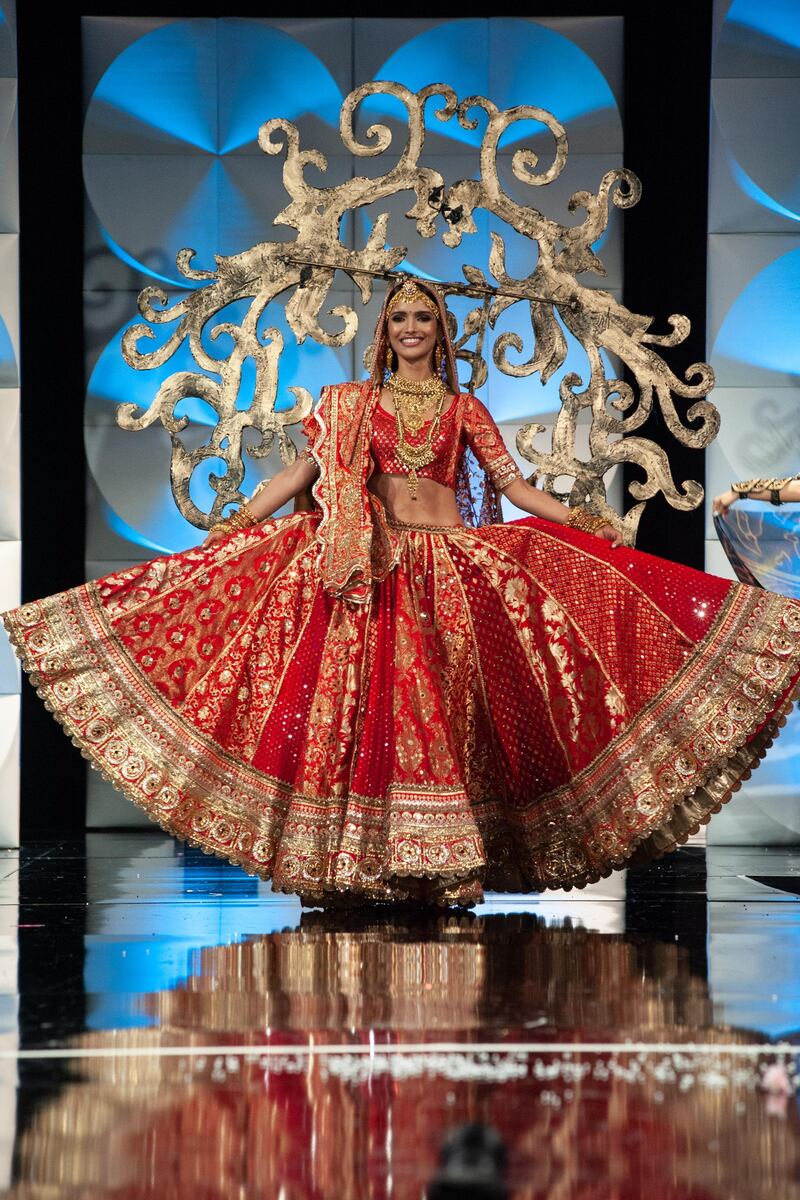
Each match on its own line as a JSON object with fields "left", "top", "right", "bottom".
{"left": 5, "top": 513, "right": 800, "bottom": 904}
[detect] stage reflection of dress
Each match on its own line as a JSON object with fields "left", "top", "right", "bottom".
{"left": 10, "top": 917, "right": 800, "bottom": 1200}
{"left": 5, "top": 381, "right": 800, "bottom": 903}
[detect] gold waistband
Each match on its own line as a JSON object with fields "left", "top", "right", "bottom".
{"left": 387, "top": 518, "right": 467, "bottom": 534}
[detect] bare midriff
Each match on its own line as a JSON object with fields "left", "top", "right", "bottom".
{"left": 367, "top": 472, "right": 464, "bottom": 527}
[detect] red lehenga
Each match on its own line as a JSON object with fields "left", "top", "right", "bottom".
{"left": 5, "top": 380, "right": 800, "bottom": 905}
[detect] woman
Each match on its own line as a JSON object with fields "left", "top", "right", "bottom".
{"left": 5, "top": 279, "right": 800, "bottom": 907}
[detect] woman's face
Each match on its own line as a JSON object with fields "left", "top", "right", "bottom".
{"left": 386, "top": 302, "right": 439, "bottom": 372}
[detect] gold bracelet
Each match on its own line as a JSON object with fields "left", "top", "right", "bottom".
{"left": 732, "top": 475, "right": 799, "bottom": 496}
{"left": 566, "top": 507, "right": 609, "bottom": 536}
{"left": 210, "top": 504, "right": 258, "bottom": 537}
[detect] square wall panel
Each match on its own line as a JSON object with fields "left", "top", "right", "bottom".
{"left": 0, "top": 0, "right": 15, "bottom": 80}
{"left": 354, "top": 18, "right": 453, "bottom": 97}
{"left": 81, "top": 16, "right": 177, "bottom": 111}
{"left": 87, "top": 769, "right": 151, "bottom": 829}
{"left": 711, "top": 78, "right": 800, "bottom": 230}
{"left": 82, "top": 18, "right": 219, "bottom": 156}
{"left": 708, "top": 232, "right": 800, "bottom": 386}
{"left": 265, "top": 18, "right": 354, "bottom": 99}
{"left": 83, "top": 197, "right": 169, "bottom": 298}
{"left": 535, "top": 17, "right": 623, "bottom": 114}
{"left": 708, "top": 110, "right": 800, "bottom": 235}
{"left": 0, "top": 389, "right": 18, "bottom": 541}
{"left": 0, "top": 541, "right": 19, "bottom": 695}
{"left": 704, "top": 537, "right": 739, "bottom": 581}
{"left": 0, "top": 235, "right": 18, "bottom": 387}
{"left": 83, "top": 155, "right": 220, "bottom": 283}
{"left": 216, "top": 19, "right": 349, "bottom": 161}
{"left": 0, "top": 82, "right": 17, "bottom": 235}
{"left": 488, "top": 17, "right": 623, "bottom": 154}
{"left": 0, "top": 696, "right": 18, "bottom": 845}
{"left": 714, "top": 6, "right": 800, "bottom": 81}
{"left": 84, "top": 432, "right": 202, "bottom": 564}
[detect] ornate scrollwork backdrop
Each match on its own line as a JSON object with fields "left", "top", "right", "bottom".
{"left": 117, "top": 80, "right": 718, "bottom": 544}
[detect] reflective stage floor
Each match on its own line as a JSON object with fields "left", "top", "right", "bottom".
{"left": 1, "top": 834, "right": 800, "bottom": 1198}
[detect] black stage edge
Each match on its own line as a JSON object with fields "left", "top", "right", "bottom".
{"left": 17, "top": 11, "right": 87, "bottom": 834}
{"left": 623, "top": 6, "right": 713, "bottom": 569}
{"left": 14, "top": 843, "right": 89, "bottom": 1153}
{"left": 625, "top": 848, "right": 709, "bottom": 980}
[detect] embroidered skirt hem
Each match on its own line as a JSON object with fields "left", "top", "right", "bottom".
{"left": 5, "top": 512, "right": 800, "bottom": 903}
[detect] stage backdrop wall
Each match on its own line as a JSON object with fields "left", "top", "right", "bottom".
{"left": 80, "top": 15, "right": 625, "bottom": 827}
{"left": 0, "top": 1, "right": 19, "bottom": 849}
{"left": 0, "top": 3, "right": 18, "bottom": 1185}
{"left": 706, "top": 0, "right": 800, "bottom": 844}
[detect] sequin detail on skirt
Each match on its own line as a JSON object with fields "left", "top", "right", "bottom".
{"left": 4, "top": 511, "right": 800, "bottom": 903}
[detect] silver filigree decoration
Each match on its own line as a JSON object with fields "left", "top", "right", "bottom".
{"left": 118, "top": 80, "right": 718, "bottom": 542}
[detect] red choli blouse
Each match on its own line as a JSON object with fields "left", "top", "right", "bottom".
{"left": 370, "top": 391, "right": 521, "bottom": 493}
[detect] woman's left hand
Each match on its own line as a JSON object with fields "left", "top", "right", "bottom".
{"left": 202, "top": 528, "right": 228, "bottom": 549}
{"left": 598, "top": 524, "right": 623, "bottom": 548}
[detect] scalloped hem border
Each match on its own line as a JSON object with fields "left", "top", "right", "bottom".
{"left": 4, "top": 604, "right": 800, "bottom": 905}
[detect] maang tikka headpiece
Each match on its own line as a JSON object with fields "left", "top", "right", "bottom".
{"left": 386, "top": 278, "right": 440, "bottom": 320}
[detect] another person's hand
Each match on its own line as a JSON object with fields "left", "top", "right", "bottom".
{"left": 712, "top": 489, "right": 738, "bottom": 517}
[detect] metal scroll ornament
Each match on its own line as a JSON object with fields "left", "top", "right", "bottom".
{"left": 118, "top": 81, "right": 718, "bottom": 543}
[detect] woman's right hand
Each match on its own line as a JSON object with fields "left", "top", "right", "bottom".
{"left": 202, "top": 527, "right": 228, "bottom": 549}
{"left": 712, "top": 489, "right": 738, "bottom": 518}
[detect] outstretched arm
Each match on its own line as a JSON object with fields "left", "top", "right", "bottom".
{"left": 203, "top": 456, "right": 318, "bottom": 546}
{"left": 462, "top": 394, "right": 621, "bottom": 546}
{"left": 714, "top": 479, "right": 800, "bottom": 516}
{"left": 247, "top": 456, "right": 319, "bottom": 521}
{"left": 503, "top": 476, "right": 621, "bottom": 546}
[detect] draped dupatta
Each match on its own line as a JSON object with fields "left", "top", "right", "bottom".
{"left": 306, "top": 380, "right": 394, "bottom": 605}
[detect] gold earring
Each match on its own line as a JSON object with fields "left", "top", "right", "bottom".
{"left": 385, "top": 344, "right": 395, "bottom": 372}
{"left": 434, "top": 343, "right": 443, "bottom": 373}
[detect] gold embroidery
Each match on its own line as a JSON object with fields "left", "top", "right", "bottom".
{"left": 4, "top": 513, "right": 800, "bottom": 901}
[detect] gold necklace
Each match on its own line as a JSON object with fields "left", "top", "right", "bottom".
{"left": 387, "top": 372, "right": 447, "bottom": 500}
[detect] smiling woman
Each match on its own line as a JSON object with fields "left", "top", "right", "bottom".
{"left": 5, "top": 276, "right": 800, "bottom": 906}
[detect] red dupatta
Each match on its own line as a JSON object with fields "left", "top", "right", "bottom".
{"left": 305, "top": 380, "right": 396, "bottom": 605}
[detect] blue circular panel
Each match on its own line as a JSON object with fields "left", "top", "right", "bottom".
{"left": 0, "top": 312, "right": 17, "bottom": 388}
{"left": 712, "top": 246, "right": 800, "bottom": 381}
{"left": 367, "top": 18, "right": 619, "bottom": 149}
{"left": 83, "top": 20, "right": 342, "bottom": 277}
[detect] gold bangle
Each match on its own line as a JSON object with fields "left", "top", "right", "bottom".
{"left": 566, "top": 507, "right": 609, "bottom": 536}
{"left": 210, "top": 504, "right": 259, "bottom": 538}
{"left": 732, "top": 475, "right": 798, "bottom": 495}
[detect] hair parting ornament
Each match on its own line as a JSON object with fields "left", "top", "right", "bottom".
{"left": 386, "top": 278, "right": 441, "bottom": 321}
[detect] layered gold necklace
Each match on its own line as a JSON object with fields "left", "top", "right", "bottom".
{"left": 386, "top": 372, "right": 447, "bottom": 499}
